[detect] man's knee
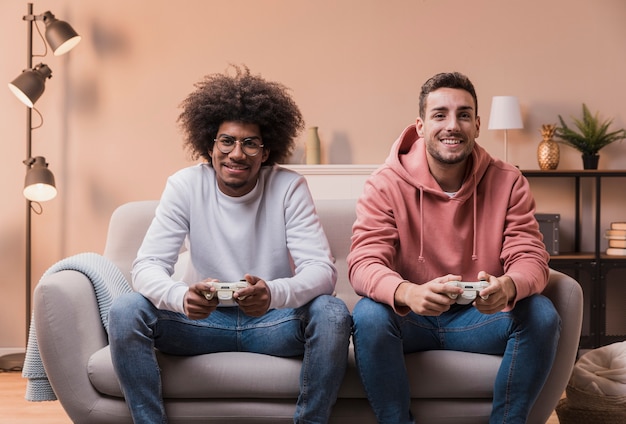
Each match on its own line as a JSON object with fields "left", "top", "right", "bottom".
{"left": 108, "top": 292, "right": 152, "bottom": 331}
{"left": 352, "top": 297, "right": 398, "bottom": 341}
{"left": 308, "top": 295, "right": 352, "bottom": 335}
{"left": 353, "top": 297, "right": 392, "bottom": 323}
{"left": 517, "top": 294, "right": 561, "bottom": 341}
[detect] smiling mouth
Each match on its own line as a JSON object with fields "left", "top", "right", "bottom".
{"left": 441, "top": 138, "right": 462, "bottom": 145}
{"left": 223, "top": 162, "right": 249, "bottom": 171}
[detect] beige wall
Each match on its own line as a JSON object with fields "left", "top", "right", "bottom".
{"left": 1, "top": 0, "right": 625, "bottom": 348}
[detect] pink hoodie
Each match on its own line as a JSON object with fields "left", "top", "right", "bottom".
{"left": 348, "top": 124, "right": 549, "bottom": 315}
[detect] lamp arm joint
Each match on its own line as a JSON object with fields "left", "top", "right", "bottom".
{"left": 23, "top": 14, "right": 42, "bottom": 22}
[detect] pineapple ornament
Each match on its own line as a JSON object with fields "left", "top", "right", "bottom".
{"left": 537, "top": 124, "right": 560, "bottom": 170}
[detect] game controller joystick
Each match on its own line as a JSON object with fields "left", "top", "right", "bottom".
{"left": 445, "top": 281, "right": 489, "bottom": 305}
{"left": 201, "top": 280, "right": 250, "bottom": 306}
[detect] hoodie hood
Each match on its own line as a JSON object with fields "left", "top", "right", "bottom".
{"left": 383, "top": 124, "right": 495, "bottom": 262}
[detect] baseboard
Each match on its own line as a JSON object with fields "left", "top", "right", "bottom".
{"left": 0, "top": 348, "right": 25, "bottom": 371}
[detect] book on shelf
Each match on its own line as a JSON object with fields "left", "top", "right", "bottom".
{"left": 605, "top": 229, "right": 626, "bottom": 240}
{"left": 604, "top": 224, "right": 626, "bottom": 254}
{"left": 609, "top": 239, "right": 626, "bottom": 248}
{"left": 606, "top": 247, "right": 626, "bottom": 256}
{"left": 610, "top": 222, "right": 626, "bottom": 230}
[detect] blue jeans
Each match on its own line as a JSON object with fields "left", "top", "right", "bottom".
{"left": 108, "top": 293, "right": 352, "bottom": 424}
{"left": 352, "top": 295, "right": 560, "bottom": 424}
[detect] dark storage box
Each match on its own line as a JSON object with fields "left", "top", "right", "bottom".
{"left": 535, "top": 213, "right": 560, "bottom": 255}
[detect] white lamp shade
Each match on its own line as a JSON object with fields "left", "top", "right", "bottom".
{"left": 488, "top": 96, "right": 523, "bottom": 130}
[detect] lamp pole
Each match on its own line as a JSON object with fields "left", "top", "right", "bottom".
{"left": 24, "top": 2, "right": 35, "bottom": 345}
{"left": 503, "top": 129, "right": 509, "bottom": 164}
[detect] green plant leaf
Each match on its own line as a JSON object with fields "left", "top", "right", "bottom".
{"left": 555, "top": 103, "right": 625, "bottom": 155}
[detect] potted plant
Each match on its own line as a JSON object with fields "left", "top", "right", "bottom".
{"left": 554, "top": 103, "right": 626, "bottom": 169}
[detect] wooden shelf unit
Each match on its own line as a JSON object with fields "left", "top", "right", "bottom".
{"left": 522, "top": 169, "right": 626, "bottom": 348}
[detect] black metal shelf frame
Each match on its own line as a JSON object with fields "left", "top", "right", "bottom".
{"left": 522, "top": 170, "right": 626, "bottom": 348}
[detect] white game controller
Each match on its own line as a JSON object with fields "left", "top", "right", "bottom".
{"left": 201, "top": 281, "right": 250, "bottom": 306}
{"left": 445, "top": 281, "right": 489, "bottom": 305}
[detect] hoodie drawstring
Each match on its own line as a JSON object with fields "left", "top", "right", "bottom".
{"left": 418, "top": 188, "right": 425, "bottom": 262}
{"left": 471, "top": 173, "right": 478, "bottom": 261}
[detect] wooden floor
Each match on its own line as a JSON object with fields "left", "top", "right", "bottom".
{"left": 0, "top": 371, "right": 561, "bottom": 423}
{"left": 0, "top": 371, "right": 71, "bottom": 424}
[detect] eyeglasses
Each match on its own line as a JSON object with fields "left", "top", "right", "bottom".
{"left": 214, "top": 135, "right": 264, "bottom": 157}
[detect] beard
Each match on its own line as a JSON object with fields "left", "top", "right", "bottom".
{"left": 426, "top": 142, "right": 473, "bottom": 165}
{"left": 223, "top": 179, "right": 248, "bottom": 190}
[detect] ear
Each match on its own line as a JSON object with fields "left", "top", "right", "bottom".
{"left": 261, "top": 148, "right": 270, "bottom": 163}
{"left": 474, "top": 116, "right": 481, "bottom": 138}
{"left": 416, "top": 117, "right": 424, "bottom": 137}
{"left": 207, "top": 147, "right": 215, "bottom": 167}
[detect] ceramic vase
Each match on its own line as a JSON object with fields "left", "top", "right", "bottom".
{"left": 537, "top": 124, "right": 560, "bottom": 170}
{"left": 306, "top": 126, "right": 321, "bottom": 164}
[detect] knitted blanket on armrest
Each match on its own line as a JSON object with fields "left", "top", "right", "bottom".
{"left": 22, "top": 252, "right": 132, "bottom": 401}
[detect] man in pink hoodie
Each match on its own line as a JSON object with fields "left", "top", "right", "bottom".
{"left": 348, "top": 72, "right": 560, "bottom": 424}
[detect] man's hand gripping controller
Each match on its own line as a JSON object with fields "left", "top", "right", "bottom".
{"left": 445, "top": 281, "right": 489, "bottom": 305}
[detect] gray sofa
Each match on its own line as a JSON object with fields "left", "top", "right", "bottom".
{"left": 34, "top": 198, "right": 584, "bottom": 423}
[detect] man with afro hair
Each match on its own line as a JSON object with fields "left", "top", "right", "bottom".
{"left": 108, "top": 66, "right": 352, "bottom": 424}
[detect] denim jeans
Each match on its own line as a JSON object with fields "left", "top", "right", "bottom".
{"left": 352, "top": 295, "right": 561, "bottom": 424}
{"left": 108, "top": 292, "right": 352, "bottom": 424}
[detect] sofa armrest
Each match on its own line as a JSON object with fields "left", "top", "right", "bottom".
{"left": 542, "top": 268, "right": 584, "bottom": 368}
{"left": 34, "top": 270, "right": 110, "bottom": 417}
{"left": 528, "top": 268, "right": 584, "bottom": 423}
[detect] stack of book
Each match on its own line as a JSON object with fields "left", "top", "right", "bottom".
{"left": 605, "top": 222, "right": 626, "bottom": 256}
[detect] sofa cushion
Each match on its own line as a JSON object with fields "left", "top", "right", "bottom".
{"left": 408, "top": 350, "right": 499, "bottom": 398}
{"left": 88, "top": 346, "right": 498, "bottom": 400}
{"left": 89, "top": 347, "right": 302, "bottom": 399}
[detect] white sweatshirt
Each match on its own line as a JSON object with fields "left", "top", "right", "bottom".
{"left": 132, "top": 163, "right": 337, "bottom": 314}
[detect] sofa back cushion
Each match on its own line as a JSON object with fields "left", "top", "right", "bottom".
{"left": 103, "top": 200, "right": 160, "bottom": 283}
{"left": 313, "top": 198, "right": 359, "bottom": 310}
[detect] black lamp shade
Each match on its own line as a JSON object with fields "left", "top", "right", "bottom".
{"left": 8, "top": 64, "right": 53, "bottom": 108}
{"left": 24, "top": 156, "right": 57, "bottom": 202}
{"left": 43, "top": 11, "right": 82, "bottom": 56}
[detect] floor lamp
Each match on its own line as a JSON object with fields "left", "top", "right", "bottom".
{"left": 0, "top": 3, "right": 81, "bottom": 371}
{"left": 487, "top": 96, "right": 523, "bottom": 163}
